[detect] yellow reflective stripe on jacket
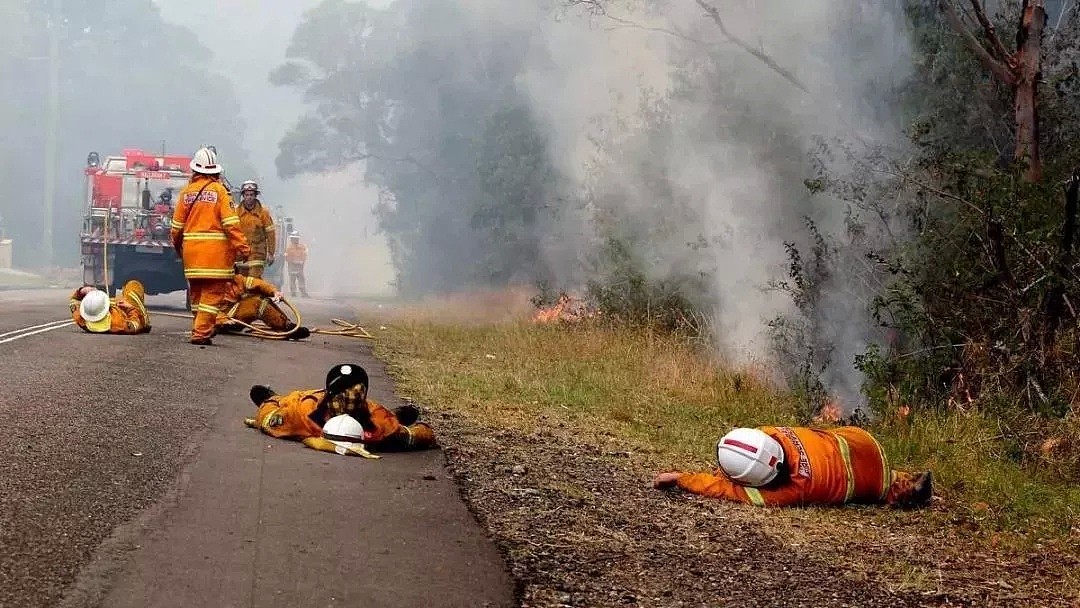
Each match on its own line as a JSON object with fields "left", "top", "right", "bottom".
{"left": 196, "top": 303, "right": 220, "bottom": 315}
{"left": 868, "top": 433, "right": 891, "bottom": 500}
{"left": 226, "top": 302, "right": 240, "bottom": 318}
{"left": 835, "top": 435, "right": 856, "bottom": 503}
{"left": 183, "top": 232, "right": 228, "bottom": 241}
{"left": 221, "top": 215, "right": 240, "bottom": 226}
{"left": 170, "top": 219, "right": 184, "bottom": 230}
{"left": 257, "top": 298, "right": 270, "bottom": 317}
{"left": 244, "top": 276, "right": 256, "bottom": 290}
{"left": 184, "top": 268, "right": 235, "bottom": 278}
{"left": 744, "top": 487, "right": 766, "bottom": 507}
{"left": 265, "top": 224, "right": 276, "bottom": 232}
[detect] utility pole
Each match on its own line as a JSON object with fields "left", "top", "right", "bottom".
{"left": 42, "top": 0, "right": 60, "bottom": 269}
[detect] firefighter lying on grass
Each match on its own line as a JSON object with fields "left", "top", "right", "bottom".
{"left": 244, "top": 363, "right": 437, "bottom": 456}
{"left": 653, "top": 426, "right": 933, "bottom": 508}
{"left": 69, "top": 280, "right": 151, "bottom": 334}
{"left": 215, "top": 273, "right": 311, "bottom": 340}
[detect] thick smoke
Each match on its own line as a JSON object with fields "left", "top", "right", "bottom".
{"left": 513, "top": 1, "right": 914, "bottom": 407}
{"left": 158, "top": 0, "right": 914, "bottom": 408}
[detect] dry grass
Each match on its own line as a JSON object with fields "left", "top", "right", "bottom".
{"left": 356, "top": 292, "right": 1080, "bottom": 602}
{"left": 362, "top": 290, "right": 1080, "bottom": 551}
{"left": 374, "top": 318, "right": 802, "bottom": 471}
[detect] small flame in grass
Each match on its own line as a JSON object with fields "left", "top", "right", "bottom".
{"left": 813, "top": 399, "right": 843, "bottom": 424}
{"left": 532, "top": 293, "right": 599, "bottom": 324}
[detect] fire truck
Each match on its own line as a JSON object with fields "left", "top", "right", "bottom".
{"left": 80, "top": 148, "right": 191, "bottom": 299}
{"left": 79, "top": 148, "right": 295, "bottom": 302}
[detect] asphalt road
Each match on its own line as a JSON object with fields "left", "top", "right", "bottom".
{"left": 0, "top": 288, "right": 514, "bottom": 608}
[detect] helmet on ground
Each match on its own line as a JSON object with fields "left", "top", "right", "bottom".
{"left": 322, "top": 414, "right": 368, "bottom": 448}
{"left": 240, "top": 180, "right": 259, "bottom": 194}
{"left": 190, "top": 147, "right": 222, "bottom": 175}
{"left": 715, "top": 427, "right": 785, "bottom": 487}
{"left": 325, "top": 363, "right": 369, "bottom": 397}
{"left": 79, "top": 289, "right": 112, "bottom": 333}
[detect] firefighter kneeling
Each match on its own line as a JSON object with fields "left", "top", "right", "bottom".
{"left": 653, "top": 426, "right": 933, "bottom": 508}
{"left": 244, "top": 363, "right": 437, "bottom": 455}
{"left": 215, "top": 273, "right": 311, "bottom": 340}
{"left": 69, "top": 280, "right": 151, "bottom": 334}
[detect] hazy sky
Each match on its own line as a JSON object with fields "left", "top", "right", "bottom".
{"left": 153, "top": 0, "right": 397, "bottom": 296}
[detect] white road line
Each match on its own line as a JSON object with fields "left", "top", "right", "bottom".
{"left": 0, "top": 320, "right": 75, "bottom": 344}
{"left": 0, "top": 319, "right": 73, "bottom": 340}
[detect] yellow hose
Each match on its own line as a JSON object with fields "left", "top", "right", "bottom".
{"left": 152, "top": 299, "right": 374, "bottom": 340}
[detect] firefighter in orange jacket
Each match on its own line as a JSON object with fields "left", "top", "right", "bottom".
{"left": 215, "top": 274, "right": 311, "bottom": 340}
{"left": 69, "top": 281, "right": 151, "bottom": 334}
{"left": 234, "top": 180, "right": 276, "bottom": 279}
{"left": 284, "top": 232, "right": 310, "bottom": 298}
{"left": 244, "top": 363, "right": 437, "bottom": 453}
{"left": 653, "top": 426, "right": 933, "bottom": 508}
{"left": 171, "top": 147, "right": 250, "bottom": 345}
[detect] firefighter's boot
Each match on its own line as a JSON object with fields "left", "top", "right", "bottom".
{"left": 283, "top": 323, "right": 311, "bottom": 340}
{"left": 250, "top": 385, "right": 277, "bottom": 406}
{"left": 393, "top": 404, "right": 421, "bottom": 426}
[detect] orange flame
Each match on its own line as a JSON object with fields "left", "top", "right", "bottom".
{"left": 532, "top": 293, "right": 598, "bottom": 324}
{"left": 813, "top": 400, "right": 843, "bottom": 424}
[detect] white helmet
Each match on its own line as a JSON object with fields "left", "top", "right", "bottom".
{"left": 715, "top": 428, "right": 785, "bottom": 487}
{"left": 322, "top": 414, "right": 367, "bottom": 449}
{"left": 190, "top": 147, "right": 222, "bottom": 175}
{"left": 79, "top": 289, "right": 112, "bottom": 332}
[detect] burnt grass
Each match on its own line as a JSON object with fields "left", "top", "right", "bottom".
{"left": 426, "top": 409, "right": 1079, "bottom": 608}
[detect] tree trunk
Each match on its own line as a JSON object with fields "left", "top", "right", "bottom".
{"left": 1014, "top": 0, "right": 1046, "bottom": 182}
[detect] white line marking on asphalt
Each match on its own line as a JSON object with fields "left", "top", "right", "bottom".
{"left": 0, "top": 320, "right": 75, "bottom": 344}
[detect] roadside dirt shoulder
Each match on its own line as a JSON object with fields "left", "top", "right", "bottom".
{"left": 426, "top": 409, "right": 1079, "bottom": 608}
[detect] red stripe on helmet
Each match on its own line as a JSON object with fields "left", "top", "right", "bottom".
{"left": 722, "top": 438, "right": 759, "bottom": 453}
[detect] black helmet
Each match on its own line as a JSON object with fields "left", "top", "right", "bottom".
{"left": 325, "top": 364, "right": 369, "bottom": 397}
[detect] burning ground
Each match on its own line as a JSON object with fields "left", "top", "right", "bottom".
{"left": 366, "top": 300, "right": 1080, "bottom": 608}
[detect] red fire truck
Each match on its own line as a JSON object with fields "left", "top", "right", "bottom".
{"left": 79, "top": 148, "right": 191, "bottom": 299}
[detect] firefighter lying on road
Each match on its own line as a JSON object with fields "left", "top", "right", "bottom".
{"left": 653, "top": 426, "right": 933, "bottom": 508}
{"left": 215, "top": 273, "right": 311, "bottom": 340}
{"left": 244, "top": 363, "right": 437, "bottom": 455}
{"left": 69, "top": 281, "right": 151, "bottom": 334}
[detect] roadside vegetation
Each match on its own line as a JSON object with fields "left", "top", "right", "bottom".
{"left": 372, "top": 303, "right": 1080, "bottom": 546}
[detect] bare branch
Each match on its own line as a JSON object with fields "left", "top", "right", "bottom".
{"left": 940, "top": 0, "right": 1017, "bottom": 85}
{"left": 871, "top": 168, "right": 987, "bottom": 215}
{"left": 693, "top": 0, "right": 809, "bottom": 93}
{"left": 967, "top": 0, "right": 1015, "bottom": 64}
{"left": 595, "top": 10, "right": 724, "bottom": 47}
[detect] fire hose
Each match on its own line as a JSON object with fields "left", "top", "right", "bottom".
{"left": 153, "top": 299, "right": 375, "bottom": 341}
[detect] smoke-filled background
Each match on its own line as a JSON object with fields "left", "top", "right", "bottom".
{"left": 2, "top": 0, "right": 1073, "bottom": 409}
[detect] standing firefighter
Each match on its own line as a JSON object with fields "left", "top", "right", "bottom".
{"left": 171, "top": 147, "right": 250, "bottom": 346}
{"left": 234, "top": 180, "right": 276, "bottom": 279}
{"left": 284, "top": 232, "right": 310, "bottom": 298}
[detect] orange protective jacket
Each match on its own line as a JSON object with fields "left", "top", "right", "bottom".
{"left": 222, "top": 274, "right": 276, "bottom": 312}
{"left": 217, "top": 274, "right": 291, "bottom": 330}
{"left": 69, "top": 284, "right": 150, "bottom": 334}
{"left": 250, "top": 388, "right": 436, "bottom": 451}
{"left": 285, "top": 242, "right": 308, "bottom": 270}
{"left": 236, "top": 201, "right": 275, "bottom": 264}
{"left": 676, "top": 426, "right": 892, "bottom": 507}
{"left": 171, "top": 175, "right": 250, "bottom": 279}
